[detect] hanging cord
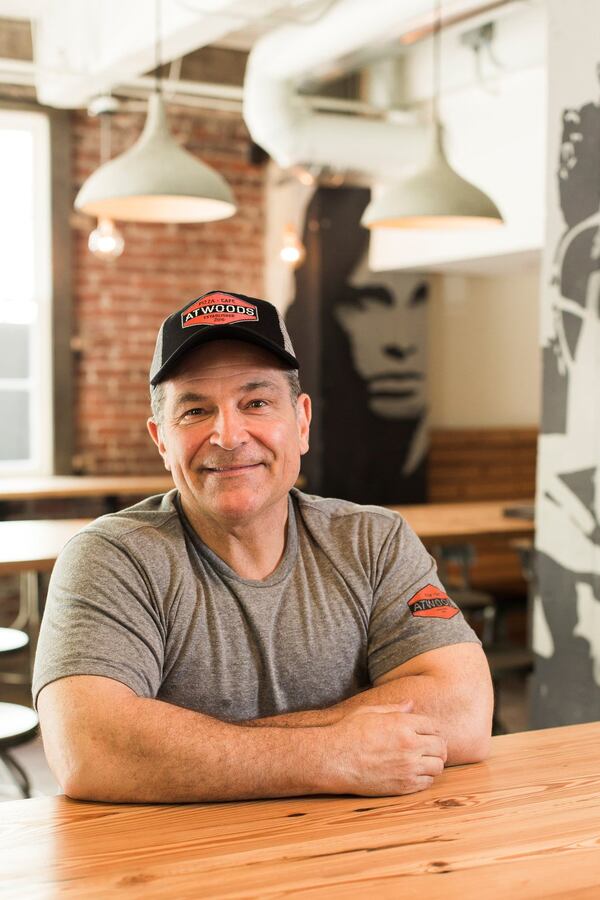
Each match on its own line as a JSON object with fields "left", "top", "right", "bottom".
{"left": 155, "top": 0, "right": 184, "bottom": 102}
{"left": 99, "top": 111, "right": 110, "bottom": 165}
{"left": 432, "top": 0, "right": 441, "bottom": 124}
{"left": 164, "top": 57, "right": 183, "bottom": 102}
{"left": 155, "top": 0, "right": 163, "bottom": 94}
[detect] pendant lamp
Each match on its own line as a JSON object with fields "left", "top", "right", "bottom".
{"left": 74, "top": 1, "right": 236, "bottom": 224}
{"left": 85, "top": 104, "right": 125, "bottom": 258}
{"left": 361, "top": 0, "right": 502, "bottom": 230}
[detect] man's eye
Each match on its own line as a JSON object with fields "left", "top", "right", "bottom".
{"left": 247, "top": 399, "right": 268, "bottom": 409}
{"left": 182, "top": 407, "right": 206, "bottom": 419}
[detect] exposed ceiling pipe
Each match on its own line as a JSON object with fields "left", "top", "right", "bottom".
{"left": 243, "top": 0, "right": 515, "bottom": 176}
{"left": 243, "top": 0, "right": 432, "bottom": 177}
{"left": 32, "top": 0, "right": 281, "bottom": 109}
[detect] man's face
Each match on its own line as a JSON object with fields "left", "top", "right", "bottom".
{"left": 147, "top": 340, "right": 311, "bottom": 530}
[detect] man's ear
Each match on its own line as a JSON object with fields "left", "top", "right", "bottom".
{"left": 297, "top": 393, "right": 311, "bottom": 456}
{"left": 147, "top": 418, "right": 171, "bottom": 471}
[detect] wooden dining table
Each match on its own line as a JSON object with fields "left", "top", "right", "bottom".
{"left": 0, "top": 519, "right": 91, "bottom": 577}
{"left": 0, "top": 721, "right": 598, "bottom": 897}
{"left": 390, "top": 498, "right": 535, "bottom": 544}
{"left": 0, "top": 474, "right": 174, "bottom": 516}
{"left": 0, "top": 519, "right": 91, "bottom": 681}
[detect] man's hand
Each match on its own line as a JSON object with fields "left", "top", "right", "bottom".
{"left": 246, "top": 644, "right": 493, "bottom": 767}
{"left": 323, "top": 699, "right": 448, "bottom": 797}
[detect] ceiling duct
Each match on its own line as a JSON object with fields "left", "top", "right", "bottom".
{"left": 244, "top": 0, "right": 546, "bottom": 269}
{"left": 243, "top": 0, "right": 433, "bottom": 177}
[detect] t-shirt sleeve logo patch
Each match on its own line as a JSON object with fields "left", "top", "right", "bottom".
{"left": 181, "top": 293, "right": 259, "bottom": 328}
{"left": 408, "top": 584, "right": 459, "bottom": 619}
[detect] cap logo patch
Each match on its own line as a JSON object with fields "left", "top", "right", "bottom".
{"left": 408, "top": 584, "right": 459, "bottom": 619}
{"left": 181, "top": 292, "right": 259, "bottom": 328}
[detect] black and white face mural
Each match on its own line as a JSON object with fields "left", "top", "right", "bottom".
{"left": 332, "top": 259, "right": 429, "bottom": 482}
{"left": 285, "top": 186, "right": 429, "bottom": 505}
{"left": 533, "top": 0, "right": 600, "bottom": 726}
{"left": 334, "top": 258, "right": 428, "bottom": 422}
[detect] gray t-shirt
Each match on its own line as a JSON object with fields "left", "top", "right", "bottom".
{"left": 33, "top": 489, "right": 479, "bottom": 720}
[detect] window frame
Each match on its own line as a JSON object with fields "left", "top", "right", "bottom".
{"left": 0, "top": 98, "right": 73, "bottom": 475}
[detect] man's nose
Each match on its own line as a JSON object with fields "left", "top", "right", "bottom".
{"left": 384, "top": 344, "right": 417, "bottom": 360}
{"left": 208, "top": 408, "right": 248, "bottom": 450}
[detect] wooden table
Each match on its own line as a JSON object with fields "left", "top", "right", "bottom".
{"left": 389, "top": 499, "right": 535, "bottom": 544}
{"left": 0, "top": 474, "right": 173, "bottom": 505}
{"left": 0, "top": 519, "right": 91, "bottom": 576}
{"left": 0, "top": 503, "right": 533, "bottom": 570}
{"left": 0, "top": 722, "right": 598, "bottom": 897}
{"left": 0, "top": 519, "right": 90, "bottom": 682}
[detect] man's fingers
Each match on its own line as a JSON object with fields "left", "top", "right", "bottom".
{"left": 404, "top": 775, "right": 434, "bottom": 794}
{"left": 407, "top": 713, "right": 445, "bottom": 736}
{"left": 419, "top": 755, "right": 446, "bottom": 777}
{"left": 355, "top": 706, "right": 445, "bottom": 743}
{"left": 417, "top": 734, "right": 448, "bottom": 762}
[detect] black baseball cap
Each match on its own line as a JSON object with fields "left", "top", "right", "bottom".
{"left": 150, "top": 290, "right": 299, "bottom": 387}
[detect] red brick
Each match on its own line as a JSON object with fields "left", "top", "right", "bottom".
{"left": 71, "top": 105, "right": 265, "bottom": 474}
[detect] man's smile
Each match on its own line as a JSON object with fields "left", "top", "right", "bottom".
{"left": 201, "top": 463, "right": 265, "bottom": 476}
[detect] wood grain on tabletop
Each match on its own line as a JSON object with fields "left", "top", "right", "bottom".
{"left": 1, "top": 723, "right": 599, "bottom": 898}
{"left": 0, "top": 519, "right": 90, "bottom": 573}
{"left": 390, "top": 498, "right": 535, "bottom": 543}
{"left": 0, "top": 474, "right": 174, "bottom": 501}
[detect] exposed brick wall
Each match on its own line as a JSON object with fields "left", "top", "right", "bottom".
{"left": 71, "top": 104, "right": 265, "bottom": 474}
{"left": 428, "top": 427, "right": 538, "bottom": 502}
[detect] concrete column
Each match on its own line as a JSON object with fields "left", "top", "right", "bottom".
{"left": 532, "top": 0, "right": 600, "bottom": 726}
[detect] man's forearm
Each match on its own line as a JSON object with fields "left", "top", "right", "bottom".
{"left": 248, "top": 673, "right": 492, "bottom": 765}
{"left": 245, "top": 702, "right": 346, "bottom": 728}
{"left": 42, "top": 679, "right": 337, "bottom": 804}
{"left": 246, "top": 683, "right": 411, "bottom": 729}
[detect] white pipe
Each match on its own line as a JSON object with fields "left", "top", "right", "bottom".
{"left": 248, "top": 0, "right": 432, "bottom": 80}
{"left": 243, "top": 0, "right": 431, "bottom": 175}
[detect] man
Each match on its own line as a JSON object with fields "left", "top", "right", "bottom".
{"left": 34, "top": 289, "right": 493, "bottom": 803}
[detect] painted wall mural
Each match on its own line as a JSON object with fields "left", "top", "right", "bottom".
{"left": 532, "top": 0, "right": 600, "bottom": 726}
{"left": 285, "top": 186, "right": 429, "bottom": 505}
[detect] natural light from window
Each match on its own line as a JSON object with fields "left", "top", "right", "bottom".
{"left": 0, "top": 109, "right": 52, "bottom": 474}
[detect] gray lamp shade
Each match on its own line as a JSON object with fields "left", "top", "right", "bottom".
{"left": 75, "top": 93, "right": 237, "bottom": 223}
{"left": 362, "top": 121, "right": 503, "bottom": 230}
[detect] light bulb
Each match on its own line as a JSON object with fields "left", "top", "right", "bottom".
{"left": 88, "top": 218, "right": 125, "bottom": 260}
{"left": 292, "top": 165, "right": 318, "bottom": 187}
{"left": 279, "top": 224, "right": 306, "bottom": 269}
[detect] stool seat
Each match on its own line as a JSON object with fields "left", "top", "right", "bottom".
{"left": 0, "top": 628, "right": 29, "bottom": 655}
{"left": 0, "top": 702, "right": 39, "bottom": 747}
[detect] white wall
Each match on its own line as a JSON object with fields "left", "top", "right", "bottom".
{"left": 428, "top": 264, "right": 541, "bottom": 427}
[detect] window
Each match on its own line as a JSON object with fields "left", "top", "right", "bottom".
{"left": 0, "top": 109, "right": 52, "bottom": 474}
